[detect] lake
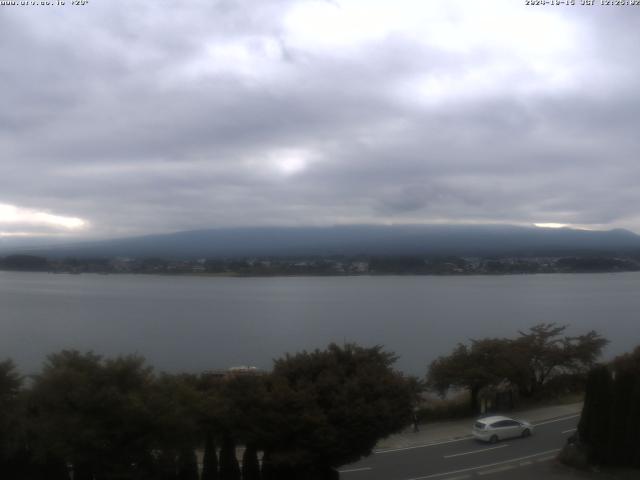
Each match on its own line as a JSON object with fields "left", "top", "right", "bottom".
{"left": 1, "top": 271, "right": 638, "bottom": 376}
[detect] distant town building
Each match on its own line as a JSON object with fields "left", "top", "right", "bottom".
{"left": 202, "top": 366, "right": 267, "bottom": 380}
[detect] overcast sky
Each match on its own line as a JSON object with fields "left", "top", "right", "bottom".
{"left": 1, "top": 0, "right": 640, "bottom": 239}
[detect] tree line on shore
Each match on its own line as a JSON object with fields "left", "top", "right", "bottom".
{"left": 3, "top": 253, "right": 640, "bottom": 276}
{"left": 0, "top": 344, "right": 416, "bottom": 480}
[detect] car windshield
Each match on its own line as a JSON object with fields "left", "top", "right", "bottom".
{"left": 474, "top": 422, "right": 486, "bottom": 430}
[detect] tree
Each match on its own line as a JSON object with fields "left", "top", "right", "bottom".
{"left": 577, "top": 365, "right": 613, "bottom": 464}
{"left": 242, "top": 444, "right": 261, "bottom": 480}
{"left": 218, "top": 435, "right": 241, "bottom": 480}
{"left": 630, "top": 375, "right": 640, "bottom": 468}
{"left": 28, "top": 351, "right": 157, "bottom": 479}
{"left": 203, "top": 374, "right": 266, "bottom": 480}
{"left": 574, "top": 346, "right": 640, "bottom": 468}
{"left": 217, "top": 375, "right": 270, "bottom": 449}
{"left": 428, "top": 325, "right": 609, "bottom": 412}
{"left": 177, "top": 447, "right": 199, "bottom": 480}
{"left": 427, "top": 339, "right": 510, "bottom": 414}
{"left": 201, "top": 432, "right": 219, "bottom": 480}
{"left": 1, "top": 254, "right": 48, "bottom": 271}
{"left": 0, "top": 359, "right": 30, "bottom": 479}
{"left": 609, "top": 346, "right": 640, "bottom": 467}
{"left": 510, "top": 324, "right": 608, "bottom": 397}
{"left": 607, "top": 367, "right": 636, "bottom": 465}
{"left": 30, "top": 453, "right": 70, "bottom": 480}
{"left": 157, "top": 449, "right": 178, "bottom": 480}
{"left": 149, "top": 373, "right": 202, "bottom": 458}
{"left": 259, "top": 343, "right": 413, "bottom": 478}
{"left": 260, "top": 451, "right": 275, "bottom": 480}
{"left": 0, "top": 359, "right": 21, "bottom": 398}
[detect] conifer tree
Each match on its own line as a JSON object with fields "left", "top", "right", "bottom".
{"left": 219, "top": 436, "right": 240, "bottom": 480}
{"left": 578, "top": 365, "right": 613, "bottom": 465}
{"left": 0, "top": 360, "right": 27, "bottom": 479}
{"left": 33, "top": 454, "right": 71, "bottom": 480}
{"left": 630, "top": 378, "right": 640, "bottom": 468}
{"left": 201, "top": 433, "right": 219, "bottom": 480}
{"left": 157, "top": 450, "right": 178, "bottom": 480}
{"left": 177, "top": 447, "right": 199, "bottom": 480}
{"left": 608, "top": 347, "right": 640, "bottom": 467}
{"left": 242, "top": 444, "right": 261, "bottom": 480}
{"left": 608, "top": 369, "right": 635, "bottom": 465}
{"left": 260, "top": 451, "right": 274, "bottom": 480}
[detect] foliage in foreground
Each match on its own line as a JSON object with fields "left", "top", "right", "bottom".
{"left": 575, "top": 346, "right": 640, "bottom": 468}
{"left": 0, "top": 343, "right": 414, "bottom": 480}
{"left": 262, "top": 344, "right": 413, "bottom": 475}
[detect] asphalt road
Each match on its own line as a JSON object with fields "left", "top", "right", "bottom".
{"left": 339, "top": 414, "right": 580, "bottom": 480}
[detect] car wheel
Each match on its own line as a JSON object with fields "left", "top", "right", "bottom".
{"left": 521, "top": 429, "right": 531, "bottom": 438}
{"left": 489, "top": 435, "right": 499, "bottom": 444}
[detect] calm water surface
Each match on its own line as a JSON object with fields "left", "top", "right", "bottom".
{"left": 1, "top": 271, "right": 638, "bottom": 375}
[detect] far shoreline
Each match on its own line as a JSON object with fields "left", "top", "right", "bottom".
{"left": 2, "top": 268, "right": 639, "bottom": 278}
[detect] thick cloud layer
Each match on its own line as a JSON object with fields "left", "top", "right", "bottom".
{"left": 1, "top": 0, "right": 640, "bottom": 238}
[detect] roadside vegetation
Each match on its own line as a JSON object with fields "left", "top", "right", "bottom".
{"left": 423, "top": 325, "right": 639, "bottom": 473}
{"left": 425, "top": 324, "right": 607, "bottom": 415}
{"left": 560, "top": 345, "right": 640, "bottom": 471}
{"left": 0, "top": 344, "right": 414, "bottom": 480}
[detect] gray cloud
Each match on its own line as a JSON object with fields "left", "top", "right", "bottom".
{"left": 2, "top": 0, "right": 640, "bottom": 237}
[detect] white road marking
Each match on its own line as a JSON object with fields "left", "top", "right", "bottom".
{"left": 443, "top": 444, "right": 509, "bottom": 459}
{"left": 404, "top": 448, "right": 561, "bottom": 480}
{"left": 376, "top": 437, "right": 472, "bottom": 454}
{"left": 339, "top": 467, "right": 372, "bottom": 474}
{"left": 533, "top": 414, "right": 580, "bottom": 427}
{"left": 562, "top": 428, "right": 577, "bottom": 434}
{"left": 478, "top": 465, "right": 515, "bottom": 475}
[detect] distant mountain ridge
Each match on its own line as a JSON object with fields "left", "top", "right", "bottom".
{"left": 5, "top": 224, "right": 640, "bottom": 259}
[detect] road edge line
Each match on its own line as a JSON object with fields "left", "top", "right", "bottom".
{"left": 404, "top": 448, "right": 561, "bottom": 480}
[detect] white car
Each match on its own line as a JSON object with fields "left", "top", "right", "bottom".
{"left": 472, "top": 415, "right": 533, "bottom": 443}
